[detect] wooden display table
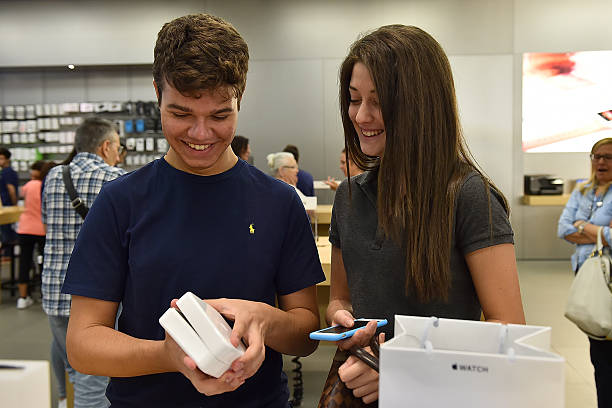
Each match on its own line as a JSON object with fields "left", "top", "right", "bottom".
{"left": 311, "top": 204, "right": 332, "bottom": 225}
{"left": 316, "top": 236, "right": 331, "bottom": 327}
{"left": 311, "top": 204, "right": 333, "bottom": 237}
{"left": 316, "top": 236, "right": 331, "bottom": 286}
{"left": 0, "top": 206, "right": 24, "bottom": 225}
{"left": 521, "top": 194, "right": 570, "bottom": 206}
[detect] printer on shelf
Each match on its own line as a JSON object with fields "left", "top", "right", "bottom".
{"left": 524, "top": 175, "right": 564, "bottom": 195}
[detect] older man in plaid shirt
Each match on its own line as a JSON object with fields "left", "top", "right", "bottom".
{"left": 42, "top": 117, "right": 125, "bottom": 408}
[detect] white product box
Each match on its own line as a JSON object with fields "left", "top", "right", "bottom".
{"left": 0, "top": 360, "right": 50, "bottom": 408}
{"left": 159, "top": 292, "right": 245, "bottom": 378}
{"left": 145, "top": 137, "right": 154, "bottom": 152}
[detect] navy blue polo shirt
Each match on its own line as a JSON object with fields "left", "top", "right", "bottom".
{"left": 0, "top": 165, "right": 18, "bottom": 205}
{"left": 63, "top": 158, "right": 324, "bottom": 407}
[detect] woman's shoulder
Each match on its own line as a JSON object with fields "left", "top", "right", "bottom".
{"left": 456, "top": 170, "right": 508, "bottom": 212}
{"left": 23, "top": 179, "right": 42, "bottom": 191}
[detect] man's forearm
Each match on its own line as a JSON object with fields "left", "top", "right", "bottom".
{"left": 67, "top": 324, "right": 171, "bottom": 377}
{"left": 262, "top": 305, "right": 320, "bottom": 357}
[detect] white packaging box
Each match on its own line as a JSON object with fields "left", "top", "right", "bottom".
{"left": 0, "top": 360, "right": 50, "bottom": 408}
{"left": 159, "top": 292, "right": 245, "bottom": 378}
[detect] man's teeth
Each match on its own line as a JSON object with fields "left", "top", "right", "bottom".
{"left": 361, "top": 129, "right": 383, "bottom": 137}
{"left": 187, "top": 142, "right": 211, "bottom": 151}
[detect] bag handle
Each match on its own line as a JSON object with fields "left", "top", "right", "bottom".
{"left": 589, "top": 226, "right": 605, "bottom": 257}
{"left": 61, "top": 165, "right": 89, "bottom": 220}
{"left": 349, "top": 335, "right": 380, "bottom": 372}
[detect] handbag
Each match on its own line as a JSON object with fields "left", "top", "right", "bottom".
{"left": 565, "top": 226, "right": 612, "bottom": 340}
{"left": 317, "top": 336, "right": 380, "bottom": 408}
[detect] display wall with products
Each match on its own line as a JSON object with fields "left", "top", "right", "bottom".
{"left": 0, "top": 65, "right": 161, "bottom": 183}
{"left": 0, "top": 100, "right": 167, "bottom": 181}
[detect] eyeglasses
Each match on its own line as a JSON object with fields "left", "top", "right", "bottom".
{"left": 590, "top": 153, "right": 612, "bottom": 161}
{"left": 282, "top": 165, "right": 298, "bottom": 170}
{"left": 118, "top": 143, "right": 126, "bottom": 155}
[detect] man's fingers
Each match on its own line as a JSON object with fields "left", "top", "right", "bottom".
{"left": 229, "top": 319, "right": 246, "bottom": 349}
{"left": 236, "top": 333, "right": 265, "bottom": 379}
{"left": 183, "top": 355, "right": 197, "bottom": 371}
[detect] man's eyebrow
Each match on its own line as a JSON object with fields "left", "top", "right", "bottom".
{"left": 212, "top": 107, "right": 234, "bottom": 115}
{"left": 167, "top": 103, "right": 192, "bottom": 112}
{"left": 166, "top": 104, "right": 234, "bottom": 115}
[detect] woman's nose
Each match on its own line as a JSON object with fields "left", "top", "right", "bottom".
{"left": 355, "top": 103, "right": 374, "bottom": 124}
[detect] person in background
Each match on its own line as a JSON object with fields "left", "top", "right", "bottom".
{"left": 117, "top": 142, "right": 127, "bottom": 165}
{"left": 15, "top": 160, "right": 46, "bottom": 309}
{"left": 324, "top": 148, "right": 364, "bottom": 191}
{"left": 37, "top": 158, "right": 64, "bottom": 407}
{"left": 325, "top": 24, "right": 525, "bottom": 404}
{"left": 231, "top": 135, "right": 251, "bottom": 162}
{"left": 0, "top": 147, "right": 19, "bottom": 254}
{"left": 61, "top": 14, "right": 323, "bottom": 407}
{"left": 283, "top": 144, "right": 314, "bottom": 196}
{"left": 267, "top": 152, "right": 307, "bottom": 201}
{"left": 558, "top": 137, "right": 612, "bottom": 408}
{"left": 42, "top": 117, "right": 125, "bottom": 408}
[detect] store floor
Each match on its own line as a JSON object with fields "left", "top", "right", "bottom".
{"left": 0, "top": 260, "right": 597, "bottom": 407}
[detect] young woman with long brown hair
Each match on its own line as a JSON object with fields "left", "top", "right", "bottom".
{"left": 325, "top": 25, "right": 525, "bottom": 404}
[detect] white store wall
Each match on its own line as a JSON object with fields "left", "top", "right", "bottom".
{"left": 1, "top": 0, "right": 610, "bottom": 259}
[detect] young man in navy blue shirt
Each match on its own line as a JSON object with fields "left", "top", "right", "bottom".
{"left": 62, "top": 14, "right": 324, "bottom": 408}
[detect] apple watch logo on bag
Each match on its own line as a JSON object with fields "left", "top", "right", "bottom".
{"left": 452, "top": 363, "right": 489, "bottom": 373}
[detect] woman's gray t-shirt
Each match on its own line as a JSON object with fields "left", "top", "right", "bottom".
{"left": 329, "top": 170, "right": 514, "bottom": 338}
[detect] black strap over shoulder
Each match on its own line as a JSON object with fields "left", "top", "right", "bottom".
{"left": 61, "top": 165, "right": 89, "bottom": 220}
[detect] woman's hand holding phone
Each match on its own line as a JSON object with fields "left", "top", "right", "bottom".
{"left": 327, "top": 309, "right": 385, "bottom": 404}
{"left": 331, "top": 310, "right": 380, "bottom": 350}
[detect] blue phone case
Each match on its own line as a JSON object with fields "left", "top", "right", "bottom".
{"left": 309, "top": 319, "right": 387, "bottom": 341}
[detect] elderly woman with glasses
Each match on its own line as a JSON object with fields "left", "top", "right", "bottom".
{"left": 558, "top": 137, "right": 612, "bottom": 408}
{"left": 267, "top": 152, "right": 304, "bottom": 195}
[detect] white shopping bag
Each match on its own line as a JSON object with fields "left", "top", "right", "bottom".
{"left": 379, "top": 315, "right": 564, "bottom": 408}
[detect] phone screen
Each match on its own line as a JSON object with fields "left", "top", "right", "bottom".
{"left": 317, "top": 320, "right": 371, "bottom": 334}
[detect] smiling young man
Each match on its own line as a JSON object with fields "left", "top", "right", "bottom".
{"left": 61, "top": 14, "right": 324, "bottom": 408}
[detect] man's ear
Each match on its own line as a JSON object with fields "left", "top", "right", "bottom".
{"left": 98, "top": 139, "right": 110, "bottom": 159}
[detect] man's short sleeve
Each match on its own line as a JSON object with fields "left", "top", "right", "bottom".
{"left": 62, "top": 185, "right": 129, "bottom": 301}
{"left": 275, "top": 192, "right": 325, "bottom": 295}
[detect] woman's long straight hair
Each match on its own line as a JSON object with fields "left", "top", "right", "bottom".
{"left": 339, "top": 25, "right": 508, "bottom": 303}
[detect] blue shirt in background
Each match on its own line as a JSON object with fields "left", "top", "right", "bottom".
{"left": 296, "top": 168, "right": 314, "bottom": 197}
{"left": 0, "top": 165, "right": 18, "bottom": 205}
{"left": 558, "top": 185, "right": 612, "bottom": 271}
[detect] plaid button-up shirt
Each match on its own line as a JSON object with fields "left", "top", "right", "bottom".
{"left": 41, "top": 152, "right": 125, "bottom": 316}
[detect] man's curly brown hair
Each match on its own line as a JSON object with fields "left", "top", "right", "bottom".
{"left": 153, "top": 14, "right": 249, "bottom": 108}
